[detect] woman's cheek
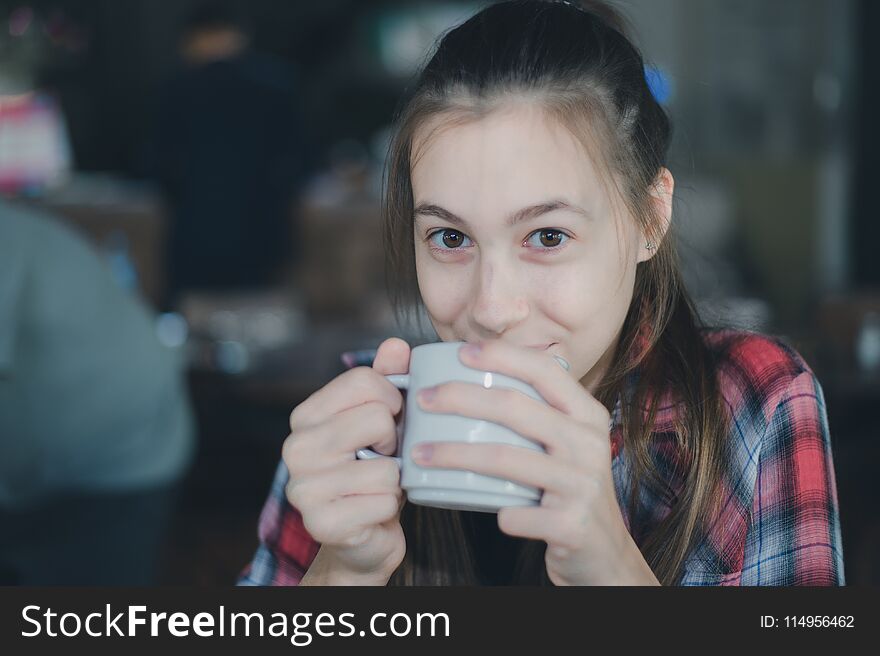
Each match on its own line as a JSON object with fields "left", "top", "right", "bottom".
{"left": 416, "top": 255, "right": 470, "bottom": 324}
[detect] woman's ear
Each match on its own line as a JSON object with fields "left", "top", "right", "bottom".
{"left": 637, "top": 167, "right": 674, "bottom": 263}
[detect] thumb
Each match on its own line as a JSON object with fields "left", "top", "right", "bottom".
{"left": 371, "top": 337, "right": 411, "bottom": 376}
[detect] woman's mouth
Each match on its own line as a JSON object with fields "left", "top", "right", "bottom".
{"left": 458, "top": 340, "right": 558, "bottom": 351}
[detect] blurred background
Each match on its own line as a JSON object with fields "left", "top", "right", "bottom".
{"left": 0, "top": 0, "right": 876, "bottom": 585}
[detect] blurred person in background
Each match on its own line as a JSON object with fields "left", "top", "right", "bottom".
{"left": 152, "top": 1, "right": 311, "bottom": 311}
{"left": 0, "top": 200, "right": 195, "bottom": 585}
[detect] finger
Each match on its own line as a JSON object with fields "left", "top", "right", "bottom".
{"left": 294, "top": 459, "right": 401, "bottom": 505}
{"left": 371, "top": 337, "right": 411, "bottom": 376}
{"left": 417, "top": 382, "right": 586, "bottom": 457}
{"left": 415, "top": 442, "right": 576, "bottom": 494}
{"left": 306, "top": 400, "right": 400, "bottom": 462}
{"left": 497, "top": 506, "right": 572, "bottom": 546}
{"left": 367, "top": 338, "right": 412, "bottom": 455}
{"left": 290, "top": 339, "right": 410, "bottom": 430}
{"left": 305, "top": 494, "right": 402, "bottom": 544}
{"left": 457, "top": 341, "right": 607, "bottom": 425}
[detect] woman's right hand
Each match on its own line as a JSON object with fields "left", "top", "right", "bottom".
{"left": 281, "top": 337, "right": 410, "bottom": 585}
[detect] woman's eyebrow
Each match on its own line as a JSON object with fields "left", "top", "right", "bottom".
{"left": 413, "top": 199, "right": 590, "bottom": 228}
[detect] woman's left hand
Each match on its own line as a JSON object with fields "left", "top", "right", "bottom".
{"left": 412, "top": 340, "right": 660, "bottom": 586}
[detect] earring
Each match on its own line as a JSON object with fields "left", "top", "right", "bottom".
{"left": 645, "top": 241, "right": 655, "bottom": 250}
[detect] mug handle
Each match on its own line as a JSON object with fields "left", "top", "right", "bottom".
{"left": 355, "top": 373, "right": 409, "bottom": 467}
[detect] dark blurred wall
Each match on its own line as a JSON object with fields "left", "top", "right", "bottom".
{"left": 29, "top": 0, "right": 405, "bottom": 177}
{"left": 852, "top": 0, "right": 880, "bottom": 285}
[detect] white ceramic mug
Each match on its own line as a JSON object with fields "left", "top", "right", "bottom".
{"left": 357, "top": 341, "right": 560, "bottom": 513}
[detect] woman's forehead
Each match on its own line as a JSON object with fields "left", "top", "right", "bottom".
{"left": 411, "top": 104, "right": 608, "bottom": 211}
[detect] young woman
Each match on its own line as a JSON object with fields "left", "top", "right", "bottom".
{"left": 239, "top": 0, "right": 843, "bottom": 586}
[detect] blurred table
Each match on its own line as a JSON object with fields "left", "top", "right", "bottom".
{"left": 189, "top": 321, "right": 388, "bottom": 406}
{"left": 185, "top": 316, "right": 432, "bottom": 445}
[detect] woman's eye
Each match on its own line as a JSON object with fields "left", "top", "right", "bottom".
{"left": 427, "top": 229, "right": 472, "bottom": 250}
{"left": 526, "top": 229, "right": 569, "bottom": 250}
{"left": 425, "top": 228, "right": 570, "bottom": 252}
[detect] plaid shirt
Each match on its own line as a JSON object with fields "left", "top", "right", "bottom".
{"left": 237, "top": 329, "right": 845, "bottom": 586}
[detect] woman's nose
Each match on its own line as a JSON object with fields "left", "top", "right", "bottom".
{"left": 469, "top": 261, "right": 529, "bottom": 334}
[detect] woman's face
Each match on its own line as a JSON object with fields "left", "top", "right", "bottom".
{"left": 411, "top": 103, "right": 670, "bottom": 392}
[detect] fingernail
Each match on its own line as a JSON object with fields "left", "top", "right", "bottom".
{"left": 460, "top": 343, "right": 481, "bottom": 358}
{"left": 418, "top": 386, "right": 436, "bottom": 403}
{"left": 413, "top": 443, "right": 433, "bottom": 462}
{"left": 553, "top": 355, "right": 570, "bottom": 371}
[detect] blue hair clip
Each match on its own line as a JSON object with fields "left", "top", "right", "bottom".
{"left": 644, "top": 65, "right": 673, "bottom": 105}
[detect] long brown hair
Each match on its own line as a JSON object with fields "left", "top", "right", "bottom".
{"left": 382, "top": 0, "right": 736, "bottom": 586}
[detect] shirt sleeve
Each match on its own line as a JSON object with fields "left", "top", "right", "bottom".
{"left": 236, "top": 459, "right": 320, "bottom": 586}
{"left": 739, "top": 371, "right": 845, "bottom": 585}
